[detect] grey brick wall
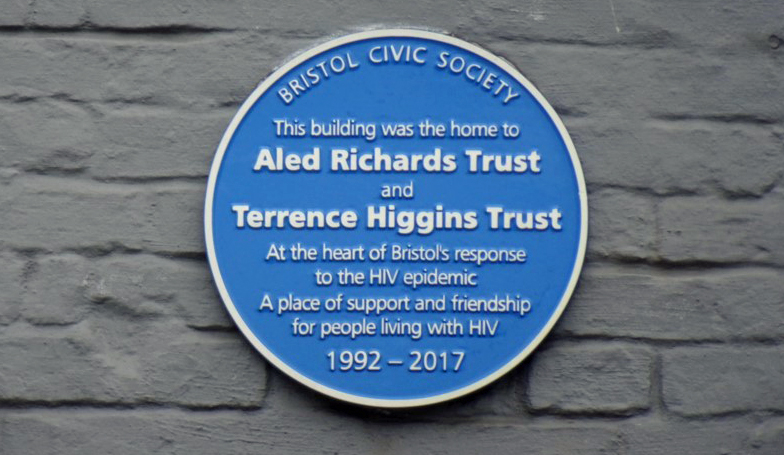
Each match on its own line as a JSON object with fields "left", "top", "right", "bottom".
{"left": 1, "top": 1, "right": 782, "bottom": 454}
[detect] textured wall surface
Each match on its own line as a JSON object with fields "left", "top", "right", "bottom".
{"left": 1, "top": 1, "right": 783, "bottom": 454}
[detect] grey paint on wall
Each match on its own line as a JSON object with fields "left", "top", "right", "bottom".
{"left": 1, "top": 1, "right": 783, "bottom": 453}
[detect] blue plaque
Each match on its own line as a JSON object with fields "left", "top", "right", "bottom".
{"left": 205, "top": 29, "right": 587, "bottom": 407}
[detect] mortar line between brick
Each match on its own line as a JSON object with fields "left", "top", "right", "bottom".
{"left": 547, "top": 336, "right": 784, "bottom": 348}
{"left": 0, "top": 94, "right": 239, "bottom": 114}
{"left": 0, "top": 400, "right": 262, "bottom": 412}
{"left": 588, "top": 256, "right": 784, "bottom": 272}
{"left": 0, "top": 25, "right": 236, "bottom": 39}
{"left": 651, "top": 113, "right": 781, "bottom": 126}
{"left": 485, "top": 34, "right": 678, "bottom": 50}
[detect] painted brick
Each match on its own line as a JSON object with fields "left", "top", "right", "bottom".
{"left": 31, "top": 0, "right": 87, "bottom": 27}
{"left": 622, "top": 416, "right": 776, "bottom": 455}
{"left": 0, "top": 101, "right": 231, "bottom": 180}
{"left": 91, "top": 255, "right": 231, "bottom": 329}
{"left": 0, "top": 38, "right": 115, "bottom": 100}
{"left": 470, "top": 0, "right": 668, "bottom": 46}
{"left": 22, "top": 254, "right": 93, "bottom": 325}
{"left": 587, "top": 188, "right": 656, "bottom": 260}
{"left": 0, "top": 321, "right": 265, "bottom": 407}
{"left": 85, "top": 0, "right": 473, "bottom": 33}
{"left": 1, "top": 410, "right": 624, "bottom": 455}
{"left": 0, "top": 34, "right": 304, "bottom": 109}
{"left": 558, "top": 265, "right": 784, "bottom": 340}
{"left": 663, "top": 346, "right": 784, "bottom": 415}
{"left": 81, "top": 0, "right": 784, "bottom": 53}
{"left": 527, "top": 343, "right": 653, "bottom": 414}
{"left": 0, "top": 0, "right": 28, "bottom": 26}
{"left": 618, "top": 0, "right": 784, "bottom": 52}
{"left": 748, "top": 418, "right": 784, "bottom": 454}
{"left": 377, "top": 423, "right": 623, "bottom": 455}
{"left": 0, "top": 326, "right": 122, "bottom": 402}
{"left": 658, "top": 192, "right": 784, "bottom": 264}
{"left": 0, "top": 176, "right": 146, "bottom": 252}
{"left": 140, "top": 183, "right": 206, "bottom": 254}
{"left": 0, "top": 177, "right": 205, "bottom": 254}
{"left": 264, "top": 365, "right": 527, "bottom": 418}
{"left": 96, "top": 33, "right": 297, "bottom": 108}
{"left": 473, "top": 0, "right": 784, "bottom": 51}
{"left": 92, "top": 106, "right": 232, "bottom": 178}
{"left": 134, "top": 329, "right": 266, "bottom": 407}
{"left": 487, "top": 42, "right": 784, "bottom": 121}
{"left": 0, "top": 100, "right": 95, "bottom": 174}
{"left": 0, "top": 252, "right": 25, "bottom": 325}
{"left": 23, "top": 253, "right": 231, "bottom": 328}
{"left": 574, "top": 119, "right": 783, "bottom": 196}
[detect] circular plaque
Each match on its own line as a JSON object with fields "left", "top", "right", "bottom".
{"left": 205, "top": 29, "right": 587, "bottom": 407}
